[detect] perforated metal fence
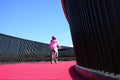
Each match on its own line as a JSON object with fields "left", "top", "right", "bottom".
{"left": 0, "top": 33, "right": 75, "bottom": 63}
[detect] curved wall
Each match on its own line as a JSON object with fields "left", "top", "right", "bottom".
{"left": 61, "top": 0, "right": 120, "bottom": 74}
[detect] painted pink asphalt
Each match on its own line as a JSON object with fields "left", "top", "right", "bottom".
{"left": 0, "top": 61, "right": 82, "bottom": 80}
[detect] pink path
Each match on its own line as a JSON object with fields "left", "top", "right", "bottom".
{"left": 0, "top": 61, "right": 82, "bottom": 80}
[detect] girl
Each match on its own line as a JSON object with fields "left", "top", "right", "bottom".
{"left": 49, "top": 36, "right": 61, "bottom": 64}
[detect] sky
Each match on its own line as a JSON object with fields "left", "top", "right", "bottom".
{"left": 0, "top": 0, "right": 73, "bottom": 47}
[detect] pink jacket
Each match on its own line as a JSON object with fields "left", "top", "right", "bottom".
{"left": 49, "top": 40, "right": 61, "bottom": 52}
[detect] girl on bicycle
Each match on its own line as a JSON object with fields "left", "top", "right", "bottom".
{"left": 49, "top": 36, "right": 61, "bottom": 64}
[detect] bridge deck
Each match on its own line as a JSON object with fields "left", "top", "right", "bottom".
{"left": 0, "top": 61, "right": 83, "bottom": 80}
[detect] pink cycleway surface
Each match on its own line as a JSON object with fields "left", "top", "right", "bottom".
{"left": 0, "top": 61, "right": 83, "bottom": 80}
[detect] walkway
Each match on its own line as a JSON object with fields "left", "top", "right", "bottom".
{"left": 0, "top": 61, "right": 83, "bottom": 80}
